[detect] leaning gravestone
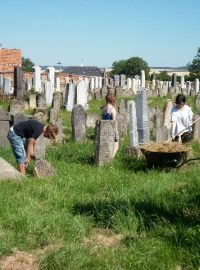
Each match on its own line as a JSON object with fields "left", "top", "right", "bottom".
{"left": 34, "top": 133, "right": 46, "bottom": 160}
{"left": 0, "top": 157, "right": 24, "bottom": 180}
{"left": 94, "top": 120, "right": 115, "bottom": 166}
{"left": 34, "top": 159, "right": 55, "bottom": 178}
{"left": 71, "top": 105, "right": 86, "bottom": 142}
{"left": 0, "top": 106, "right": 11, "bottom": 147}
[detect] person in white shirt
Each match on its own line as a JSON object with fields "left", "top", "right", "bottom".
{"left": 171, "top": 94, "right": 193, "bottom": 143}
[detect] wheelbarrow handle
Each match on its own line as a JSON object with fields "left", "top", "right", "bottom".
{"left": 165, "top": 116, "right": 200, "bottom": 143}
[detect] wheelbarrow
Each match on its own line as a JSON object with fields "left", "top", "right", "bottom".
{"left": 140, "top": 143, "right": 190, "bottom": 168}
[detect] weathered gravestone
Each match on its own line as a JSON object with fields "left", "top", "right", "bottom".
{"left": 86, "top": 112, "right": 100, "bottom": 128}
{"left": 76, "top": 80, "right": 88, "bottom": 109}
{"left": 136, "top": 87, "right": 150, "bottom": 144}
{"left": 71, "top": 105, "right": 86, "bottom": 142}
{"left": 0, "top": 157, "right": 24, "bottom": 180}
{"left": 0, "top": 106, "right": 11, "bottom": 147}
{"left": 34, "top": 159, "right": 55, "bottom": 178}
{"left": 10, "top": 99, "right": 25, "bottom": 115}
{"left": 50, "top": 108, "right": 58, "bottom": 124}
{"left": 14, "top": 66, "right": 24, "bottom": 98}
{"left": 29, "top": 94, "right": 36, "bottom": 109}
{"left": 65, "top": 83, "right": 75, "bottom": 111}
{"left": 34, "top": 133, "right": 46, "bottom": 160}
{"left": 53, "top": 92, "right": 62, "bottom": 110}
{"left": 94, "top": 120, "right": 115, "bottom": 166}
{"left": 13, "top": 113, "right": 29, "bottom": 125}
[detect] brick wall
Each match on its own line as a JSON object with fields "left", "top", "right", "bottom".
{"left": 0, "top": 48, "right": 22, "bottom": 73}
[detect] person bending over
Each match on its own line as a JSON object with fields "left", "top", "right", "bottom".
{"left": 171, "top": 94, "right": 193, "bottom": 143}
{"left": 7, "top": 119, "right": 58, "bottom": 175}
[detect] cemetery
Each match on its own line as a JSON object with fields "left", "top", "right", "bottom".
{"left": 0, "top": 65, "right": 200, "bottom": 269}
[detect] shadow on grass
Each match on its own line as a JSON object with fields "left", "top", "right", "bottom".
{"left": 73, "top": 196, "right": 200, "bottom": 231}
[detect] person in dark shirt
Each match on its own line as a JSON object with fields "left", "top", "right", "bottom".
{"left": 7, "top": 120, "right": 58, "bottom": 175}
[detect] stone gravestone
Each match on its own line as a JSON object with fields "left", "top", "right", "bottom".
{"left": 10, "top": 99, "right": 25, "bottom": 115}
{"left": 86, "top": 112, "right": 100, "bottom": 128}
{"left": 33, "top": 65, "right": 42, "bottom": 93}
{"left": 163, "top": 99, "right": 173, "bottom": 129}
{"left": 53, "top": 92, "right": 62, "bottom": 110}
{"left": 34, "top": 159, "right": 55, "bottom": 178}
{"left": 37, "top": 94, "right": 48, "bottom": 109}
{"left": 136, "top": 87, "right": 150, "bottom": 144}
{"left": 156, "top": 126, "right": 169, "bottom": 142}
{"left": 50, "top": 108, "right": 58, "bottom": 124}
{"left": 0, "top": 157, "right": 24, "bottom": 180}
{"left": 129, "top": 101, "right": 138, "bottom": 147}
{"left": 34, "top": 134, "right": 46, "bottom": 160}
{"left": 13, "top": 113, "right": 29, "bottom": 125}
{"left": 195, "top": 78, "right": 199, "bottom": 95}
{"left": 195, "top": 94, "right": 200, "bottom": 112}
{"left": 29, "top": 94, "right": 37, "bottom": 109}
{"left": 0, "top": 106, "right": 11, "bottom": 147}
{"left": 193, "top": 114, "right": 200, "bottom": 141}
{"left": 114, "top": 75, "right": 120, "bottom": 87}
{"left": 65, "top": 83, "right": 75, "bottom": 111}
{"left": 172, "top": 73, "right": 177, "bottom": 89}
{"left": 100, "top": 86, "right": 108, "bottom": 98}
{"left": 14, "top": 66, "right": 24, "bottom": 98}
{"left": 120, "top": 74, "right": 126, "bottom": 87}
{"left": 117, "top": 99, "right": 128, "bottom": 138}
{"left": 55, "top": 119, "right": 63, "bottom": 143}
{"left": 3, "top": 77, "right": 12, "bottom": 95}
{"left": 76, "top": 80, "right": 88, "bottom": 109}
{"left": 71, "top": 105, "right": 86, "bottom": 142}
{"left": 45, "top": 81, "right": 54, "bottom": 106}
{"left": 94, "top": 120, "right": 115, "bottom": 166}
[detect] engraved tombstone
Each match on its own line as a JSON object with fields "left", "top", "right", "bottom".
{"left": 71, "top": 105, "right": 86, "bottom": 142}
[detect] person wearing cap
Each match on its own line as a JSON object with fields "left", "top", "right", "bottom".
{"left": 7, "top": 119, "right": 58, "bottom": 175}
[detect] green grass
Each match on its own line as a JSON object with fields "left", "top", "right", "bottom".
{"left": 0, "top": 98, "right": 200, "bottom": 269}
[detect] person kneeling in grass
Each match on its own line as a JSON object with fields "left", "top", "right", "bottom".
{"left": 7, "top": 119, "right": 58, "bottom": 175}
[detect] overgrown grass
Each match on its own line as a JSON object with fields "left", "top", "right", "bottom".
{"left": 0, "top": 98, "right": 200, "bottom": 269}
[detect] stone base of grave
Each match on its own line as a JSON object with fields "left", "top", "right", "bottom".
{"left": 125, "top": 146, "right": 143, "bottom": 158}
{"left": 33, "top": 159, "right": 55, "bottom": 178}
{"left": 0, "top": 157, "right": 25, "bottom": 180}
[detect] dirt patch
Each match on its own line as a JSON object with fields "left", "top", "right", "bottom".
{"left": 0, "top": 250, "right": 39, "bottom": 270}
{"left": 82, "top": 228, "right": 122, "bottom": 250}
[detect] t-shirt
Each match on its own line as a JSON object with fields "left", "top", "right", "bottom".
{"left": 13, "top": 120, "right": 45, "bottom": 139}
{"left": 170, "top": 105, "right": 193, "bottom": 138}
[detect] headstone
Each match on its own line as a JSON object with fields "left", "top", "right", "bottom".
{"left": 29, "top": 94, "right": 37, "bottom": 109}
{"left": 0, "top": 157, "right": 24, "bottom": 180}
{"left": 10, "top": 99, "right": 25, "bottom": 115}
{"left": 181, "top": 76, "right": 185, "bottom": 89}
{"left": 136, "top": 87, "right": 150, "bottom": 144}
{"left": 45, "top": 81, "right": 54, "bottom": 106}
{"left": 14, "top": 66, "right": 24, "bottom": 98}
{"left": 94, "top": 77, "right": 99, "bottom": 89}
{"left": 90, "top": 77, "right": 95, "bottom": 91}
{"left": 172, "top": 73, "right": 177, "bottom": 88}
{"left": 86, "top": 112, "right": 100, "bottom": 128}
{"left": 114, "top": 75, "right": 120, "bottom": 87}
{"left": 34, "top": 134, "right": 46, "bottom": 160}
{"left": 65, "top": 83, "right": 75, "bottom": 111}
{"left": 76, "top": 80, "right": 88, "bottom": 109}
{"left": 13, "top": 113, "right": 29, "bottom": 125}
{"left": 33, "top": 65, "right": 42, "bottom": 92}
{"left": 3, "top": 77, "right": 13, "bottom": 95}
{"left": 47, "top": 67, "right": 55, "bottom": 89}
{"left": 120, "top": 74, "right": 126, "bottom": 87}
{"left": 195, "top": 78, "right": 199, "bottom": 94}
{"left": 53, "top": 92, "right": 62, "bottom": 110}
{"left": 37, "top": 95, "right": 48, "bottom": 109}
{"left": 55, "top": 119, "right": 63, "bottom": 143}
{"left": 71, "top": 105, "right": 86, "bottom": 142}
{"left": 34, "top": 159, "right": 55, "bottom": 178}
{"left": 127, "top": 78, "right": 132, "bottom": 89}
{"left": 163, "top": 99, "right": 173, "bottom": 129}
{"left": 55, "top": 77, "right": 61, "bottom": 92}
{"left": 141, "top": 70, "right": 145, "bottom": 87}
{"left": 0, "top": 107, "right": 11, "bottom": 147}
{"left": 129, "top": 100, "right": 138, "bottom": 147}
{"left": 156, "top": 126, "right": 169, "bottom": 142}
{"left": 100, "top": 86, "right": 108, "bottom": 98}
{"left": 193, "top": 114, "right": 200, "bottom": 141}
{"left": 94, "top": 120, "right": 115, "bottom": 166}
{"left": 50, "top": 108, "right": 58, "bottom": 123}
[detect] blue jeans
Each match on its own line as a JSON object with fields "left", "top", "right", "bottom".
{"left": 7, "top": 129, "right": 26, "bottom": 164}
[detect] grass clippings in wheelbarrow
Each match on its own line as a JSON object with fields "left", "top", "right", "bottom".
{"left": 140, "top": 142, "right": 190, "bottom": 153}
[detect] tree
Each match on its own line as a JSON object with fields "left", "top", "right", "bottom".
{"left": 187, "top": 47, "right": 200, "bottom": 80}
{"left": 110, "top": 56, "right": 150, "bottom": 79}
{"left": 22, "top": 57, "right": 34, "bottom": 72}
{"left": 156, "top": 71, "right": 171, "bottom": 81}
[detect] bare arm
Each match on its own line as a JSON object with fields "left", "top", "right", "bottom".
{"left": 25, "top": 138, "right": 36, "bottom": 165}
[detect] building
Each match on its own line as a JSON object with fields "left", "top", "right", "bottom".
{"left": 150, "top": 67, "right": 189, "bottom": 77}
{"left": 0, "top": 48, "right": 22, "bottom": 75}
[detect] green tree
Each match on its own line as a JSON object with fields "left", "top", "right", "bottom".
{"left": 156, "top": 71, "right": 171, "bottom": 81}
{"left": 110, "top": 56, "right": 150, "bottom": 79}
{"left": 22, "top": 57, "right": 34, "bottom": 72}
{"left": 187, "top": 47, "right": 200, "bottom": 80}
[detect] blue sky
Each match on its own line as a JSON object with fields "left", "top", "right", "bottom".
{"left": 1, "top": 0, "right": 199, "bottom": 68}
